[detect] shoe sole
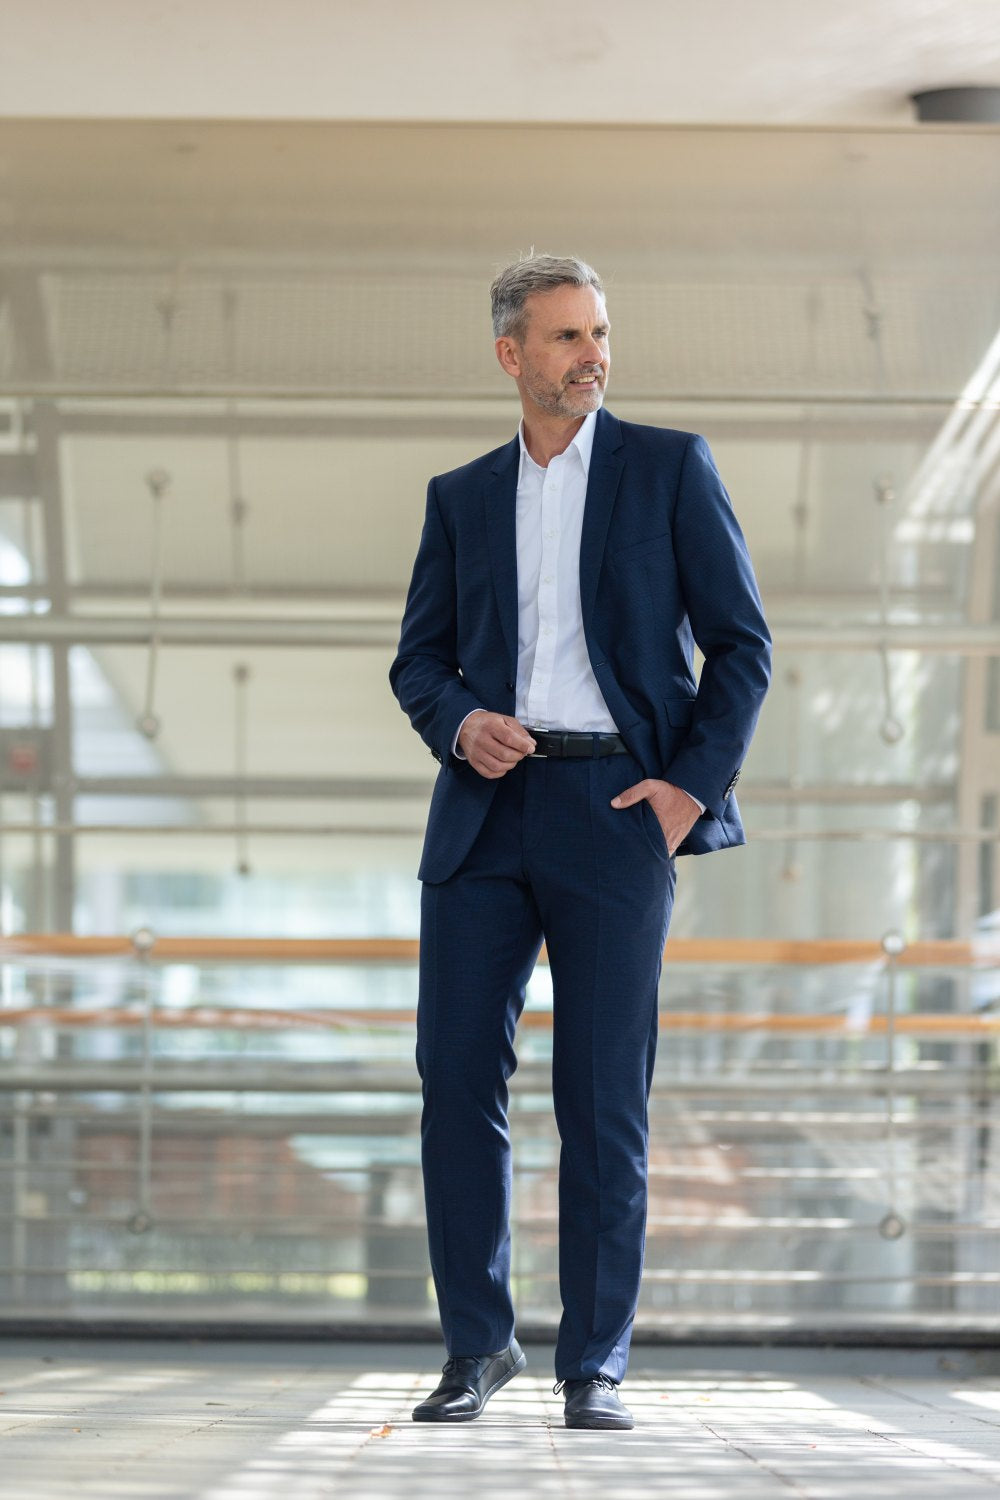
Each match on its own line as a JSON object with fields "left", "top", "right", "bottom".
{"left": 412, "top": 1350, "right": 527, "bottom": 1423}
{"left": 563, "top": 1404, "right": 632, "bottom": 1428}
{"left": 564, "top": 1413, "right": 634, "bottom": 1430}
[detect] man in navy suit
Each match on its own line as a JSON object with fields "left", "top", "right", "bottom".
{"left": 390, "top": 255, "right": 770, "bottom": 1429}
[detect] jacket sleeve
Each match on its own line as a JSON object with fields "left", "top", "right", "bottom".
{"left": 389, "top": 476, "right": 486, "bottom": 766}
{"left": 662, "top": 434, "right": 772, "bottom": 820}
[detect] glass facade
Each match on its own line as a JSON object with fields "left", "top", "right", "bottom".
{"left": 0, "top": 121, "right": 997, "bottom": 1331}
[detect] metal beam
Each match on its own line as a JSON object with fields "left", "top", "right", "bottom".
{"left": 0, "top": 454, "right": 36, "bottom": 497}
{"left": 68, "top": 774, "right": 952, "bottom": 804}
{"left": 43, "top": 403, "right": 944, "bottom": 445}
{"left": 0, "top": 583, "right": 953, "bottom": 614}
{"left": 0, "top": 381, "right": 970, "bottom": 405}
{"left": 32, "top": 403, "right": 75, "bottom": 931}
{"left": 1, "top": 822, "right": 995, "bottom": 844}
{"left": 0, "top": 612, "right": 996, "bottom": 652}
{"left": 73, "top": 774, "right": 432, "bottom": 799}
{"left": 0, "top": 1065, "right": 992, "bottom": 1097}
{"left": 0, "top": 270, "right": 53, "bottom": 385}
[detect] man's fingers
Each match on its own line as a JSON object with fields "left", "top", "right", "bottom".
{"left": 475, "top": 752, "right": 520, "bottom": 778}
{"left": 610, "top": 780, "right": 650, "bottom": 808}
{"left": 480, "top": 737, "right": 526, "bottom": 765}
{"left": 494, "top": 716, "right": 537, "bottom": 752}
{"left": 462, "top": 712, "right": 538, "bottom": 778}
{"left": 609, "top": 775, "right": 701, "bottom": 856}
{"left": 475, "top": 762, "right": 507, "bottom": 779}
{"left": 466, "top": 713, "right": 535, "bottom": 755}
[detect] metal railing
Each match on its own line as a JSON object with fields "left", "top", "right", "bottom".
{"left": 1, "top": 933, "right": 998, "bottom": 1337}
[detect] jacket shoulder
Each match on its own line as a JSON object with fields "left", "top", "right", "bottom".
{"left": 432, "top": 440, "right": 515, "bottom": 498}
{"left": 615, "top": 416, "right": 701, "bottom": 452}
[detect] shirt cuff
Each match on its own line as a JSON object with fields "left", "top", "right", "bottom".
{"left": 674, "top": 784, "right": 706, "bottom": 815}
{"left": 451, "top": 708, "right": 488, "bottom": 759}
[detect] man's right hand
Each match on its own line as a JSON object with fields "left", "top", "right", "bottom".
{"left": 458, "top": 712, "right": 537, "bottom": 779}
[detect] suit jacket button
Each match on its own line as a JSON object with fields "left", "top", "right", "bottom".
{"left": 505, "top": 681, "right": 515, "bottom": 693}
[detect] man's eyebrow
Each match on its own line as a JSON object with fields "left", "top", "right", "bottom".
{"left": 551, "top": 322, "right": 611, "bottom": 336}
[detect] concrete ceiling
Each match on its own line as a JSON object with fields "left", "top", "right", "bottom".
{"left": 4, "top": 0, "right": 1000, "bottom": 126}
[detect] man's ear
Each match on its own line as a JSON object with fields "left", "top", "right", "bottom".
{"left": 495, "top": 336, "right": 521, "bottom": 379}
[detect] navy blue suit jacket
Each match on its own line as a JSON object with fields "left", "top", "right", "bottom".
{"left": 390, "top": 408, "right": 771, "bottom": 884}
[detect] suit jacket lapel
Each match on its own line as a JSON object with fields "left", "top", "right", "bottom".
{"left": 579, "top": 408, "right": 625, "bottom": 627}
{"left": 484, "top": 435, "right": 520, "bottom": 673}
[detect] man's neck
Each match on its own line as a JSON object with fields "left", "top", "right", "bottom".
{"left": 520, "top": 411, "right": 588, "bottom": 469}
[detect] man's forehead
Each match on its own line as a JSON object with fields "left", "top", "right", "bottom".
{"left": 525, "top": 285, "right": 609, "bottom": 327}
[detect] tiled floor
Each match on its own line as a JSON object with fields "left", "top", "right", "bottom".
{"left": 1, "top": 1338, "right": 1000, "bottom": 1498}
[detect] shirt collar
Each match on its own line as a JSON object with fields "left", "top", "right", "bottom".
{"left": 517, "top": 408, "right": 598, "bottom": 483}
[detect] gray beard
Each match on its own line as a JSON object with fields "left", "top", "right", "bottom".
{"left": 524, "top": 374, "right": 606, "bottom": 420}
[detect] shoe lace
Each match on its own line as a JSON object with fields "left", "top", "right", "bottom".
{"left": 443, "top": 1356, "right": 477, "bottom": 1377}
{"left": 553, "top": 1372, "right": 617, "bottom": 1395}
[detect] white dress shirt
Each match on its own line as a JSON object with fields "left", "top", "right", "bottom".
{"left": 453, "top": 411, "right": 612, "bottom": 754}
{"left": 513, "top": 410, "right": 616, "bottom": 733}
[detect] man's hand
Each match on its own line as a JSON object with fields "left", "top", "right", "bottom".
{"left": 611, "top": 778, "right": 701, "bottom": 856}
{"left": 458, "top": 711, "right": 537, "bottom": 779}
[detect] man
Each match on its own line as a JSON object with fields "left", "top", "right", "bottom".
{"left": 390, "top": 254, "right": 770, "bottom": 1430}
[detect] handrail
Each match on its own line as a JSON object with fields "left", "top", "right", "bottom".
{"left": 0, "top": 1005, "right": 998, "bottom": 1035}
{"left": 0, "top": 934, "right": 996, "bottom": 965}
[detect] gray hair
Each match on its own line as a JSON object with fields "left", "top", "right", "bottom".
{"left": 490, "top": 254, "right": 604, "bottom": 341}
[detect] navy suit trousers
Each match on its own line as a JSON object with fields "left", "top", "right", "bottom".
{"left": 416, "top": 751, "right": 677, "bottom": 1382}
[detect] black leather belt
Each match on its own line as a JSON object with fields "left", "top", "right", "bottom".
{"left": 529, "top": 730, "right": 629, "bottom": 759}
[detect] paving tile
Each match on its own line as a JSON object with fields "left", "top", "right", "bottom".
{"left": 5, "top": 1341, "right": 1000, "bottom": 1499}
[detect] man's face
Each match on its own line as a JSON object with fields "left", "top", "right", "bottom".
{"left": 496, "top": 283, "right": 610, "bottom": 421}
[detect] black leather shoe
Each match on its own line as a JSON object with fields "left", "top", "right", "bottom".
{"left": 412, "top": 1340, "right": 526, "bottom": 1422}
{"left": 557, "top": 1373, "right": 634, "bottom": 1430}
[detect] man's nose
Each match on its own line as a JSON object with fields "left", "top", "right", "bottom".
{"left": 579, "top": 339, "right": 604, "bottom": 366}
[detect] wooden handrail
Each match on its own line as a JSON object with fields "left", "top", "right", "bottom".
{"left": 0, "top": 1004, "right": 997, "bottom": 1035}
{"left": 0, "top": 935, "right": 995, "bottom": 965}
